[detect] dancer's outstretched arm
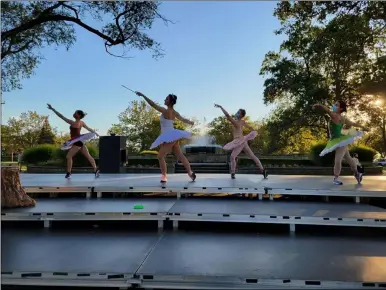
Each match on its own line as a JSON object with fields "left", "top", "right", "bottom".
{"left": 343, "top": 117, "right": 369, "bottom": 131}
{"left": 135, "top": 92, "right": 166, "bottom": 114}
{"left": 82, "top": 122, "right": 99, "bottom": 136}
{"left": 312, "top": 104, "right": 334, "bottom": 118}
{"left": 47, "top": 104, "right": 73, "bottom": 125}
{"left": 214, "top": 104, "right": 238, "bottom": 126}
{"left": 175, "top": 111, "right": 194, "bottom": 126}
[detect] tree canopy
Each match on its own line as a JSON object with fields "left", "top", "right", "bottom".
{"left": 260, "top": 1, "right": 386, "bottom": 154}
{"left": 1, "top": 1, "right": 170, "bottom": 91}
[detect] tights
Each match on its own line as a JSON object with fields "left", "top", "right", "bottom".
{"left": 231, "top": 143, "right": 263, "bottom": 174}
{"left": 334, "top": 146, "right": 358, "bottom": 177}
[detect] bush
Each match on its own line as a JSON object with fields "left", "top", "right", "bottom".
{"left": 53, "top": 144, "right": 99, "bottom": 167}
{"left": 309, "top": 142, "right": 335, "bottom": 166}
{"left": 22, "top": 145, "right": 57, "bottom": 165}
{"left": 349, "top": 145, "right": 376, "bottom": 162}
{"left": 310, "top": 142, "right": 377, "bottom": 166}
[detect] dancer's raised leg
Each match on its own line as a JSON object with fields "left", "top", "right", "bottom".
{"left": 66, "top": 146, "right": 81, "bottom": 178}
{"left": 80, "top": 146, "right": 100, "bottom": 177}
{"left": 230, "top": 145, "right": 244, "bottom": 179}
{"left": 173, "top": 142, "right": 196, "bottom": 181}
{"left": 242, "top": 144, "right": 268, "bottom": 179}
{"left": 157, "top": 142, "right": 175, "bottom": 183}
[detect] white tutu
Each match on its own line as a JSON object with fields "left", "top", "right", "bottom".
{"left": 61, "top": 132, "right": 96, "bottom": 150}
{"left": 151, "top": 129, "right": 191, "bottom": 149}
{"left": 150, "top": 115, "right": 192, "bottom": 149}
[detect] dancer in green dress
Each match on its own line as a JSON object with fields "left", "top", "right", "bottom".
{"left": 313, "top": 100, "right": 368, "bottom": 185}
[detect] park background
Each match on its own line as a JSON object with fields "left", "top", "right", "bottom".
{"left": 1, "top": 1, "right": 385, "bottom": 170}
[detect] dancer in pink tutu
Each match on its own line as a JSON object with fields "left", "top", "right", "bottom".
{"left": 214, "top": 104, "right": 268, "bottom": 179}
{"left": 135, "top": 92, "right": 196, "bottom": 183}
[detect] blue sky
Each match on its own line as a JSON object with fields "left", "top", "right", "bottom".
{"left": 2, "top": 1, "right": 284, "bottom": 135}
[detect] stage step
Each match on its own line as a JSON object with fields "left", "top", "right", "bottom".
{"left": 2, "top": 228, "right": 386, "bottom": 289}
{"left": 3, "top": 198, "right": 386, "bottom": 228}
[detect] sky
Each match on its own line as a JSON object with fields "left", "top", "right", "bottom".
{"left": 2, "top": 1, "right": 285, "bottom": 135}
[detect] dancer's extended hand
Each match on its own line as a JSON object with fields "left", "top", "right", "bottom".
{"left": 214, "top": 103, "right": 222, "bottom": 108}
{"left": 135, "top": 91, "right": 145, "bottom": 97}
{"left": 47, "top": 103, "right": 54, "bottom": 110}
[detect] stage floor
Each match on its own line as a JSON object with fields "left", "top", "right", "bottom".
{"left": 3, "top": 198, "right": 386, "bottom": 227}
{"left": 20, "top": 173, "right": 386, "bottom": 194}
{"left": 2, "top": 229, "right": 386, "bottom": 287}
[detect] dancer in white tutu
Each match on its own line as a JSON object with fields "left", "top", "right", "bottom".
{"left": 135, "top": 92, "right": 196, "bottom": 183}
{"left": 313, "top": 100, "right": 367, "bottom": 185}
{"left": 214, "top": 104, "right": 267, "bottom": 179}
{"left": 47, "top": 104, "right": 100, "bottom": 179}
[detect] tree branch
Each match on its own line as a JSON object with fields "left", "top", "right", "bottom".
{"left": 60, "top": 2, "right": 80, "bottom": 19}
{"left": 1, "top": 39, "right": 34, "bottom": 59}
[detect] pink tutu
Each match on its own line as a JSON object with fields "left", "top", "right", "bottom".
{"left": 223, "top": 131, "right": 257, "bottom": 151}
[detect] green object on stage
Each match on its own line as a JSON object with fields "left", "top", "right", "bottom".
{"left": 134, "top": 205, "right": 144, "bottom": 209}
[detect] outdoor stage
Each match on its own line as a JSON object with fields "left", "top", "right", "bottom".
{"left": 2, "top": 173, "right": 386, "bottom": 289}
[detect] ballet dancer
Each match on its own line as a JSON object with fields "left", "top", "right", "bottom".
{"left": 214, "top": 104, "right": 268, "bottom": 179}
{"left": 313, "top": 100, "right": 367, "bottom": 185}
{"left": 47, "top": 104, "right": 100, "bottom": 179}
{"left": 135, "top": 92, "right": 196, "bottom": 183}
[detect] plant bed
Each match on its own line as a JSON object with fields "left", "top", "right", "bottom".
{"left": 237, "top": 165, "right": 383, "bottom": 175}
{"left": 27, "top": 165, "right": 95, "bottom": 174}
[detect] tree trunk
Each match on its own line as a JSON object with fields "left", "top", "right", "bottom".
{"left": 1, "top": 167, "right": 36, "bottom": 208}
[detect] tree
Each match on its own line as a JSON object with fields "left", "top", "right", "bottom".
{"left": 1, "top": 1, "right": 171, "bottom": 92}
{"left": 108, "top": 100, "right": 198, "bottom": 152}
{"left": 260, "top": 1, "right": 386, "bottom": 149}
{"left": 37, "top": 117, "right": 56, "bottom": 144}
{"left": 1, "top": 111, "right": 48, "bottom": 152}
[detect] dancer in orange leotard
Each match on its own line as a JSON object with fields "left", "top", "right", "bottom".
{"left": 47, "top": 104, "right": 100, "bottom": 179}
{"left": 215, "top": 104, "right": 267, "bottom": 179}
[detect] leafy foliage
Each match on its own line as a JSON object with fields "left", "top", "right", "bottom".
{"left": 1, "top": 1, "right": 171, "bottom": 91}
{"left": 1, "top": 111, "right": 49, "bottom": 152}
{"left": 37, "top": 117, "right": 56, "bottom": 144}
{"left": 261, "top": 1, "right": 386, "bottom": 154}
{"left": 22, "top": 144, "right": 57, "bottom": 164}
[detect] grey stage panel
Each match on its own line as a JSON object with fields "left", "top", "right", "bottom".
{"left": 169, "top": 199, "right": 386, "bottom": 219}
{"left": 20, "top": 174, "right": 386, "bottom": 193}
{"left": 1, "top": 228, "right": 160, "bottom": 274}
{"left": 263, "top": 175, "right": 386, "bottom": 192}
{"left": 2, "top": 198, "right": 176, "bottom": 214}
{"left": 138, "top": 231, "right": 386, "bottom": 283}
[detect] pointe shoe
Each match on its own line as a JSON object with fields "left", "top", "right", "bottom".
{"left": 231, "top": 173, "right": 236, "bottom": 179}
{"left": 189, "top": 172, "right": 196, "bottom": 182}
{"left": 160, "top": 175, "right": 167, "bottom": 183}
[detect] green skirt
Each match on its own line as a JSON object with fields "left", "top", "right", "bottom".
{"left": 320, "top": 130, "right": 364, "bottom": 156}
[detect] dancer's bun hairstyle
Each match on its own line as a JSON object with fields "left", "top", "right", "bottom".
{"left": 337, "top": 100, "right": 347, "bottom": 113}
{"left": 168, "top": 94, "right": 177, "bottom": 105}
{"left": 76, "top": 110, "right": 87, "bottom": 119}
{"left": 239, "top": 109, "right": 246, "bottom": 117}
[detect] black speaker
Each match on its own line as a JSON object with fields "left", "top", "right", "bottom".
{"left": 99, "top": 135, "right": 127, "bottom": 173}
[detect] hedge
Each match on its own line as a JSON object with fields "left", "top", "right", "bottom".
{"left": 310, "top": 142, "right": 376, "bottom": 166}
{"left": 140, "top": 150, "right": 158, "bottom": 155}
{"left": 22, "top": 144, "right": 57, "bottom": 165}
{"left": 53, "top": 145, "right": 99, "bottom": 167}
{"left": 237, "top": 157, "right": 313, "bottom": 167}
{"left": 23, "top": 144, "right": 99, "bottom": 167}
